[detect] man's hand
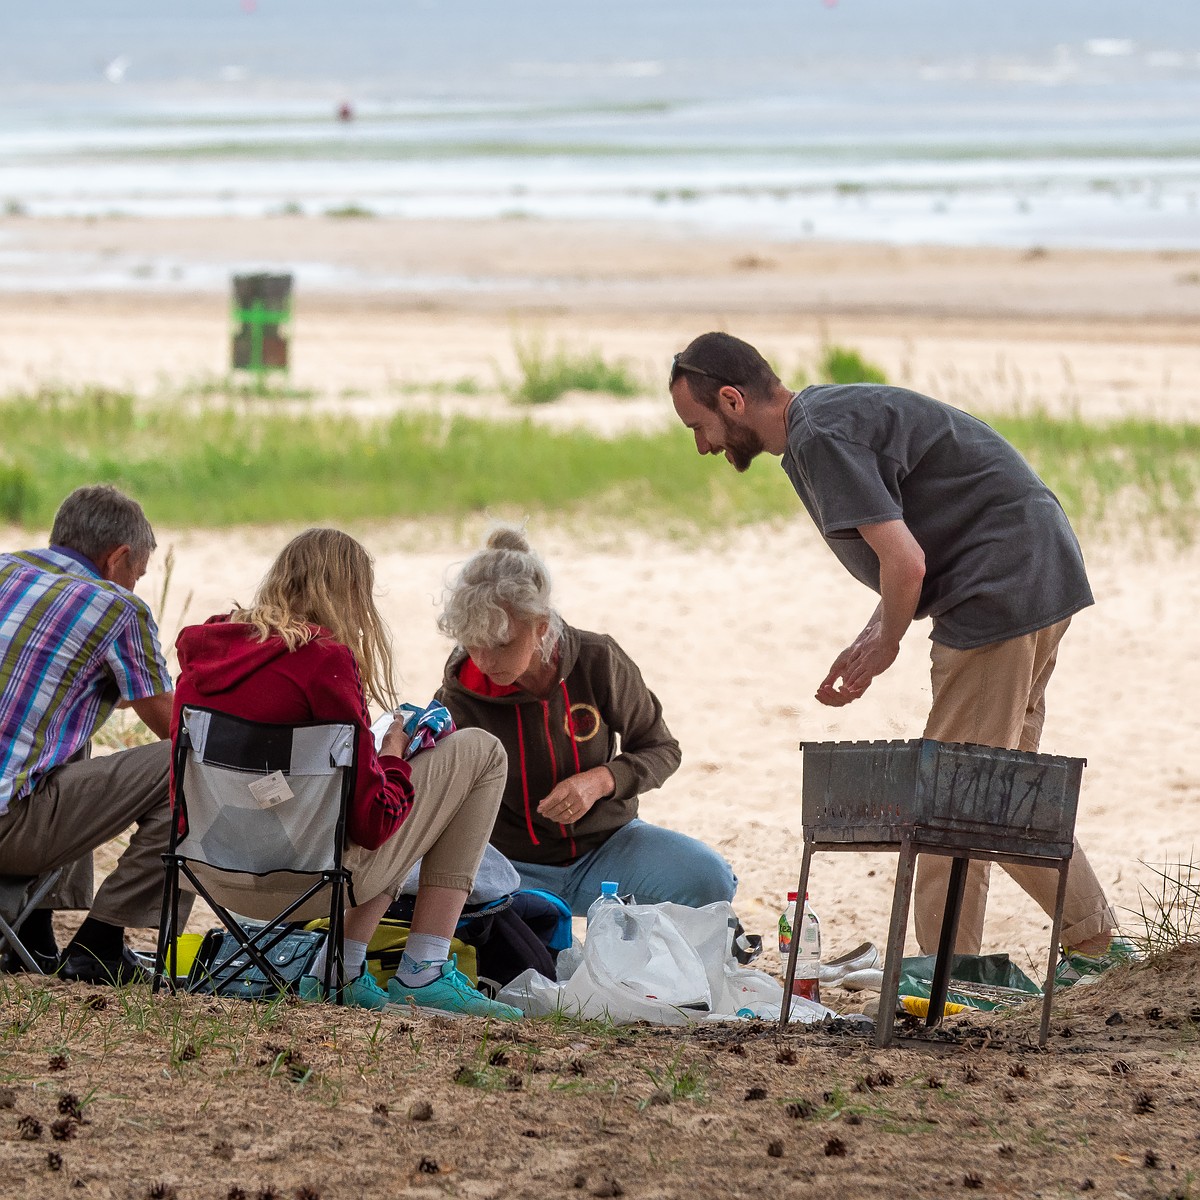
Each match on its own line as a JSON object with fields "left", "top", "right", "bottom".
{"left": 815, "top": 625, "right": 899, "bottom": 707}
{"left": 537, "top": 766, "right": 615, "bottom": 825}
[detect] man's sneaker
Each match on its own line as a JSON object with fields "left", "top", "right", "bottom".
{"left": 298, "top": 965, "right": 390, "bottom": 1011}
{"left": 818, "top": 942, "right": 881, "bottom": 986}
{"left": 0, "top": 945, "right": 60, "bottom": 975}
{"left": 59, "top": 944, "right": 150, "bottom": 987}
{"left": 388, "top": 956, "right": 523, "bottom": 1019}
{"left": 1055, "top": 935, "right": 1141, "bottom": 988}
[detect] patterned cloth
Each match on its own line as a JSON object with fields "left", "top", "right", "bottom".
{"left": 395, "top": 700, "right": 456, "bottom": 759}
{"left": 0, "top": 547, "right": 172, "bottom": 815}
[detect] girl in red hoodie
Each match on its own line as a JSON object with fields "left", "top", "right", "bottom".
{"left": 172, "top": 528, "right": 519, "bottom": 1017}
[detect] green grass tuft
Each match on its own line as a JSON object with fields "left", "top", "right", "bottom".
{"left": 1129, "top": 856, "right": 1200, "bottom": 958}
{"left": 509, "top": 337, "right": 641, "bottom": 404}
{"left": 818, "top": 344, "right": 888, "bottom": 385}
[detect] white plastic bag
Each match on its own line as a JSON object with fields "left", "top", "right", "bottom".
{"left": 496, "top": 899, "right": 834, "bottom": 1025}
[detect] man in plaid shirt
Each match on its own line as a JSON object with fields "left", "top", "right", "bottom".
{"left": 0, "top": 485, "right": 190, "bottom": 984}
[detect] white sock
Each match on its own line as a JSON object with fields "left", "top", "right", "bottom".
{"left": 311, "top": 937, "right": 369, "bottom": 987}
{"left": 395, "top": 934, "right": 451, "bottom": 986}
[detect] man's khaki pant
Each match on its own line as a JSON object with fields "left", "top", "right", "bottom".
{"left": 0, "top": 740, "right": 190, "bottom": 929}
{"left": 192, "top": 728, "right": 507, "bottom": 922}
{"left": 914, "top": 618, "right": 1116, "bottom": 955}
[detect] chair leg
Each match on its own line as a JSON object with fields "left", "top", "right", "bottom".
{"left": 778, "top": 842, "right": 815, "bottom": 1030}
{"left": 926, "top": 855, "right": 969, "bottom": 1029}
{"left": 153, "top": 858, "right": 177, "bottom": 995}
{"left": 1, "top": 869, "right": 66, "bottom": 975}
{"left": 877, "top": 840, "right": 918, "bottom": 1048}
{"left": 0, "top": 915, "right": 43, "bottom": 973}
{"left": 329, "top": 878, "right": 346, "bottom": 1006}
{"left": 22, "top": 868, "right": 64, "bottom": 915}
{"left": 1039, "top": 858, "right": 1072, "bottom": 1048}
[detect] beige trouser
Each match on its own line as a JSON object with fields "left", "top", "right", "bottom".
{"left": 0, "top": 740, "right": 192, "bottom": 929}
{"left": 914, "top": 618, "right": 1117, "bottom": 955}
{"left": 194, "top": 728, "right": 507, "bottom": 922}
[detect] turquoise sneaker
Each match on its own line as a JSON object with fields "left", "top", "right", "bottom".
{"left": 299, "top": 965, "right": 390, "bottom": 1010}
{"left": 387, "top": 956, "right": 523, "bottom": 1020}
{"left": 1055, "top": 935, "right": 1141, "bottom": 988}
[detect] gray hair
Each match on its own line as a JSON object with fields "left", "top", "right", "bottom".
{"left": 49, "top": 485, "right": 156, "bottom": 566}
{"left": 439, "top": 524, "right": 563, "bottom": 660}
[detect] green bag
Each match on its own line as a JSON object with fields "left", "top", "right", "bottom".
{"left": 897, "top": 953, "right": 1042, "bottom": 1013}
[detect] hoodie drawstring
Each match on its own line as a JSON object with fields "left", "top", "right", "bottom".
{"left": 513, "top": 705, "right": 539, "bottom": 847}
{"left": 558, "top": 682, "right": 579, "bottom": 859}
{"left": 541, "top": 700, "right": 571, "bottom": 844}
{"left": 561, "top": 680, "right": 582, "bottom": 774}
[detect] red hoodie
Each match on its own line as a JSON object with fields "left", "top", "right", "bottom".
{"left": 172, "top": 615, "right": 414, "bottom": 851}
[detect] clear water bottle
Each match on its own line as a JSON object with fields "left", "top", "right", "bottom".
{"left": 586, "top": 880, "right": 622, "bottom": 928}
{"left": 779, "top": 891, "right": 821, "bottom": 1003}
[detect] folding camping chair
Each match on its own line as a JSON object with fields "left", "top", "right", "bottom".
{"left": 153, "top": 706, "right": 356, "bottom": 1003}
{"left": 0, "top": 868, "right": 64, "bottom": 974}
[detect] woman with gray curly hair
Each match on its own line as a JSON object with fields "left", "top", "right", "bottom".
{"left": 435, "top": 524, "right": 736, "bottom": 915}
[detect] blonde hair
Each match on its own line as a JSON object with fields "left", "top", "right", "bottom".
{"left": 439, "top": 523, "right": 562, "bottom": 661}
{"left": 232, "top": 528, "right": 398, "bottom": 709}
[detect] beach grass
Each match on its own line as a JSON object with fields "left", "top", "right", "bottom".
{"left": 508, "top": 337, "right": 641, "bottom": 404}
{"left": 818, "top": 344, "right": 888, "bottom": 386}
{"left": 0, "top": 387, "right": 1197, "bottom": 540}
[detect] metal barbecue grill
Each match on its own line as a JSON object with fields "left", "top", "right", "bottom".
{"left": 780, "top": 739, "right": 1083, "bottom": 1046}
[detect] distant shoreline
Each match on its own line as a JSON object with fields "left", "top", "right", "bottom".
{"left": 1, "top": 214, "right": 1199, "bottom": 328}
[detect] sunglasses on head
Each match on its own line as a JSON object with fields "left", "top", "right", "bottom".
{"left": 670, "top": 352, "right": 737, "bottom": 387}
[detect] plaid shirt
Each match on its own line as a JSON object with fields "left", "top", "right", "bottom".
{"left": 0, "top": 547, "right": 172, "bottom": 815}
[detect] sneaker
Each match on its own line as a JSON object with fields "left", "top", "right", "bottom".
{"left": 839, "top": 967, "right": 885, "bottom": 993}
{"left": 387, "top": 955, "right": 523, "bottom": 1020}
{"left": 0, "top": 945, "right": 60, "bottom": 975}
{"left": 299, "top": 965, "right": 390, "bottom": 1010}
{"left": 1055, "top": 935, "right": 1141, "bottom": 988}
{"left": 818, "top": 942, "right": 881, "bottom": 985}
{"left": 59, "top": 944, "right": 150, "bottom": 987}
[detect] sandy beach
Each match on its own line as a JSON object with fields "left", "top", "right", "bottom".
{"left": 3, "top": 213, "right": 1198, "bottom": 973}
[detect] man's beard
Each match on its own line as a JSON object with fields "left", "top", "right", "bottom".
{"left": 720, "top": 411, "right": 764, "bottom": 473}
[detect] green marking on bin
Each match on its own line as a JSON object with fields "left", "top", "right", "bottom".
{"left": 231, "top": 273, "right": 292, "bottom": 380}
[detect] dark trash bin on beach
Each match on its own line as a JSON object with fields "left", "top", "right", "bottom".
{"left": 231, "top": 273, "right": 292, "bottom": 374}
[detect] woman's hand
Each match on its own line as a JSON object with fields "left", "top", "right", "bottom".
{"left": 537, "top": 766, "right": 615, "bottom": 824}
{"left": 379, "top": 716, "right": 412, "bottom": 759}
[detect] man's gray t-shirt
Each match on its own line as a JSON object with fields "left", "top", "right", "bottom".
{"left": 781, "top": 384, "right": 1093, "bottom": 649}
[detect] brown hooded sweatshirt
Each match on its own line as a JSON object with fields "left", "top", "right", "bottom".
{"left": 434, "top": 624, "right": 680, "bottom": 866}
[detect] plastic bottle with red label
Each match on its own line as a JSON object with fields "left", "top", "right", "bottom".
{"left": 778, "top": 891, "right": 821, "bottom": 1003}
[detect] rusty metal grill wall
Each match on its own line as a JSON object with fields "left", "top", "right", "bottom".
{"left": 800, "top": 739, "right": 1083, "bottom": 859}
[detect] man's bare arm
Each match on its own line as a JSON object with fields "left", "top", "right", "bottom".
{"left": 129, "top": 692, "right": 174, "bottom": 739}
{"left": 815, "top": 520, "right": 925, "bottom": 706}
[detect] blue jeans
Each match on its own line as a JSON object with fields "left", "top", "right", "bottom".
{"left": 511, "top": 819, "right": 737, "bottom": 916}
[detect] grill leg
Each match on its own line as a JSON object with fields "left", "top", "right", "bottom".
{"left": 877, "top": 839, "right": 917, "bottom": 1047}
{"left": 1039, "top": 857, "right": 1072, "bottom": 1047}
{"left": 926, "top": 854, "right": 969, "bottom": 1029}
{"left": 778, "top": 842, "right": 814, "bottom": 1030}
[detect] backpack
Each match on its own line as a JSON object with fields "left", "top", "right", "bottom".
{"left": 457, "top": 890, "right": 574, "bottom": 995}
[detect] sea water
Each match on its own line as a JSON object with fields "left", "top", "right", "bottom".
{"left": 1, "top": 0, "right": 1198, "bottom": 259}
